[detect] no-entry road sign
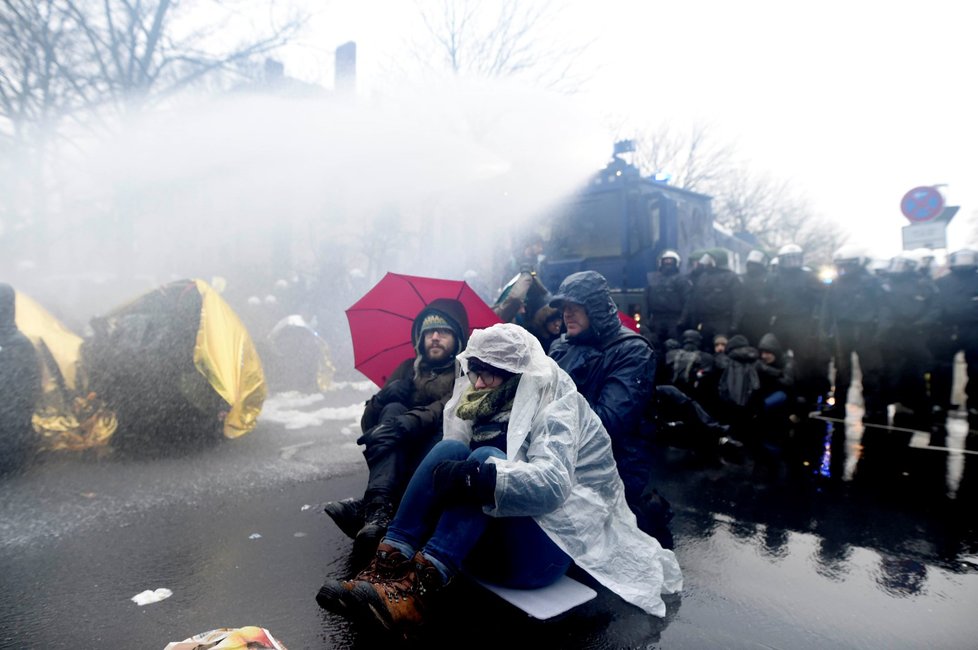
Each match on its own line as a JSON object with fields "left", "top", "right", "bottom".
{"left": 900, "top": 186, "right": 945, "bottom": 222}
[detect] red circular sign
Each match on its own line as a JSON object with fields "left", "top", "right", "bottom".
{"left": 900, "top": 186, "right": 945, "bottom": 223}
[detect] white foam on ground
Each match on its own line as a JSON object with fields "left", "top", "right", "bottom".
{"left": 261, "top": 392, "right": 365, "bottom": 430}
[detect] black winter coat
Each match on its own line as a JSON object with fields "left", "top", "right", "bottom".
{"left": 0, "top": 285, "right": 41, "bottom": 451}
{"left": 360, "top": 298, "right": 468, "bottom": 437}
{"left": 879, "top": 272, "right": 938, "bottom": 332}
{"left": 683, "top": 267, "right": 743, "bottom": 328}
{"left": 935, "top": 269, "right": 978, "bottom": 325}
{"left": 645, "top": 270, "right": 691, "bottom": 322}
{"left": 549, "top": 271, "right": 656, "bottom": 440}
{"left": 820, "top": 267, "right": 883, "bottom": 332}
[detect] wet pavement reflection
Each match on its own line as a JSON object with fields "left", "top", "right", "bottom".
{"left": 1, "top": 390, "right": 978, "bottom": 649}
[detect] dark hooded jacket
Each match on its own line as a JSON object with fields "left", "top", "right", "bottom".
{"left": 548, "top": 271, "right": 656, "bottom": 440}
{"left": 715, "top": 334, "right": 760, "bottom": 408}
{"left": 755, "top": 333, "right": 795, "bottom": 395}
{"left": 668, "top": 330, "right": 714, "bottom": 392}
{"left": 361, "top": 298, "right": 468, "bottom": 437}
{"left": 0, "top": 284, "right": 42, "bottom": 467}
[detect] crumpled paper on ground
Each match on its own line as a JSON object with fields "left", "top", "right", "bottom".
{"left": 163, "top": 626, "right": 288, "bottom": 650}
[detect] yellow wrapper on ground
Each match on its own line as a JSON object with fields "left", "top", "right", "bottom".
{"left": 163, "top": 626, "right": 288, "bottom": 650}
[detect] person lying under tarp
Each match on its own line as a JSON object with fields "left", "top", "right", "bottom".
{"left": 82, "top": 279, "right": 265, "bottom": 455}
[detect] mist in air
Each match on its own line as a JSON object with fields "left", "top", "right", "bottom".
{"left": 3, "top": 76, "right": 609, "bottom": 333}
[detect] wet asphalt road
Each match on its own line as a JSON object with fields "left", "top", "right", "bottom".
{"left": 2, "top": 383, "right": 978, "bottom": 649}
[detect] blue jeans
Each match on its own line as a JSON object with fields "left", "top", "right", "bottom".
{"left": 385, "top": 439, "right": 571, "bottom": 589}
{"left": 764, "top": 390, "right": 788, "bottom": 411}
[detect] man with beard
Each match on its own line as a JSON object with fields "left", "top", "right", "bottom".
{"left": 0, "top": 284, "right": 41, "bottom": 475}
{"left": 323, "top": 298, "right": 469, "bottom": 561}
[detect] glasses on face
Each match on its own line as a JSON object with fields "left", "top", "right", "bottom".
{"left": 467, "top": 369, "right": 500, "bottom": 387}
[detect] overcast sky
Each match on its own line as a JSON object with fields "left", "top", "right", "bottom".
{"left": 272, "top": 0, "right": 976, "bottom": 258}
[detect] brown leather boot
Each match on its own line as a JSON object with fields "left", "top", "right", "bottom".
{"left": 316, "top": 542, "right": 411, "bottom": 613}
{"left": 347, "top": 552, "right": 449, "bottom": 630}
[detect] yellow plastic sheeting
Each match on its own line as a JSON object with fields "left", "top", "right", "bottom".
{"left": 192, "top": 279, "right": 267, "bottom": 438}
{"left": 32, "top": 393, "right": 117, "bottom": 452}
{"left": 15, "top": 292, "right": 117, "bottom": 451}
{"left": 14, "top": 292, "right": 82, "bottom": 392}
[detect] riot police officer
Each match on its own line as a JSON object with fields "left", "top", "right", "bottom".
{"left": 932, "top": 249, "right": 978, "bottom": 432}
{"left": 820, "top": 245, "right": 885, "bottom": 423}
{"left": 644, "top": 250, "right": 691, "bottom": 353}
{"left": 739, "top": 249, "right": 772, "bottom": 347}
{"left": 766, "top": 243, "right": 827, "bottom": 413}
{"left": 681, "top": 251, "right": 742, "bottom": 351}
{"left": 879, "top": 252, "right": 938, "bottom": 432}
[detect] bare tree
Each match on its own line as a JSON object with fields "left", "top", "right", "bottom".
{"left": 630, "top": 123, "right": 841, "bottom": 264}
{"left": 710, "top": 167, "right": 841, "bottom": 264}
{"left": 633, "top": 122, "right": 735, "bottom": 193}
{"left": 406, "top": 0, "right": 591, "bottom": 90}
{"left": 0, "top": 0, "right": 303, "bottom": 142}
{"left": 0, "top": 0, "right": 304, "bottom": 266}
{"left": 0, "top": 1, "right": 81, "bottom": 144}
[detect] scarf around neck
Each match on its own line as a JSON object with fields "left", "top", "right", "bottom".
{"left": 455, "top": 374, "right": 520, "bottom": 422}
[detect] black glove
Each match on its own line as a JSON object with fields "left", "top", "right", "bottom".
{"left": 356, "top": 422, "right": 400, "bottom": 447}
{"left": 393, "top": 413, "right": 419, "bottom": 438}
{"left": 432, "top": 459, "right": 497, "bottom": 506}
{"left": 375, "top": 378, "right": 413, "bottom": 406}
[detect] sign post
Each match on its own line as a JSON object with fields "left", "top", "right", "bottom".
{"left": 899, "top": 186, "right": 953, "bottom": 251}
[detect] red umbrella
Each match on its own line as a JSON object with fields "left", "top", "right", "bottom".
{"left": 618, "top": 310, "right": 640, "bottom": 333}
{"left": 345, "top": 272, "right": 501, "bottom": 387}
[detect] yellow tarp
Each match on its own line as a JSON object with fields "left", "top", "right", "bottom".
{"left": 192, "top": 279, "right": 267, "bottom": 438}
{"left": 15, "top": 292, "right": 117, "bottom": 451}
{"left": 14, "top": 292, "right": 82, "bottom": 392}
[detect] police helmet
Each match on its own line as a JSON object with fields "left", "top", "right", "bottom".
{"left": 949, "top": 248, "right": 977, "bottom": 270}
{"left": 698, "top": 253, "right": 717, "bottom": 268}
{"left": 832, "top": 244, "right": 867, "bottom": 268}
{"left": 658, "top": 250, "right": 681, "bottom": 269}
{"left": 746, "top": 249, "right": 767, "bottom": 266}
{"left": 888, "top": 253, "right": 917, "bottom": 275}
{"left": 777, "top": 243, "right": 804, "bottom": 269}
{"left": 909, "top": 247, "right": 936, "bottom": 270}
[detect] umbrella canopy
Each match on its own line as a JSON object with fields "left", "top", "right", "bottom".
{"left": 618, "top": 310, "right": 640, "bottom": 333}
{"left": 346, "top": 272, "right": 501, "bottom": 387}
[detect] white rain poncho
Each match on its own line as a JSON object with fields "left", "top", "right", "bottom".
{"left": 444, "top": 323, "right": 683, "bottom": 617}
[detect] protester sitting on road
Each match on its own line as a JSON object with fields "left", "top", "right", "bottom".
{"left": 667, "top": 329, "right": 716, "bottom": 404}
{"left": 527, "top": 303, "right": 562, "bottom": 353}
{"left": 714, "top": 334, "right": 760, "bottom": 430}
{"left": 713, "top": 333, "right": 729, "bottom": 356}
{"left": 754, "top": 333, "right": 796, "bottom": 443}
{"left": 316, "top": 323, "right": 683, "bottom": 631}
{"left": 322, "top": 298, "right": 469, "bottom": 561}
{"left": 547, "top": 271, "right": 674, "bottom": 548}
{"left": 0, "top": 284, "right": 42, "bottom": 475}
